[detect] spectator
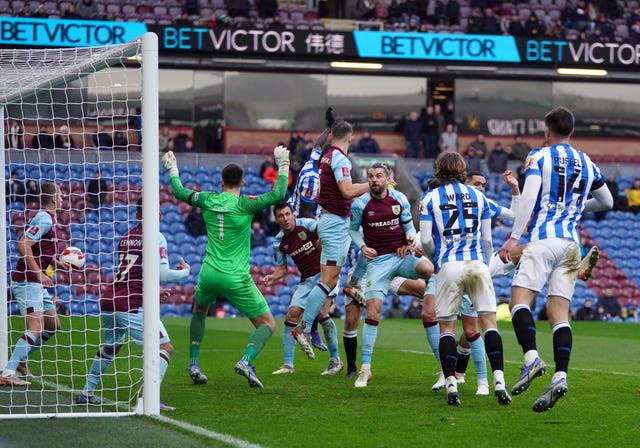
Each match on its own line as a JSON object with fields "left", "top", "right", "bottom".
{"left": 516, "top": 161, "right": 526, "bottom": 191}
{"left": 269, "top": 13, "right": 285, "bottom": 30}
{"left": 354, "top": 131, "right": 380, "bottom": 154}
{"left": 594, "top": 174, "right": 620, "bottom": 221}
{"left": 625, "top": 178, "right": 640, "bottom": 214}
{"left": 433, "top": 103, "right": 445, "bottom": 137}
{"left": 444, "top": 0, "right": 460, "bottom": 25}
{"left": 385, "top": 297, "right": 405, "bottom": 319}
{"left": 375, "top": 1, "right": 389, "bottom": 21}
{"left": 524, "top": 12, "right": 545, "bottom": 37}
{"left": 468, "top": 134, "right": 488, "bottom": 159}
{"left": 404, "top": 111, "right": 423, "bottom": 158}
{"left": 185, "top": 207, "right": 206, "bottom": 237}
{"left": 258, "top": 0, "right": 278, "bottom": 19}
{"left": 260, "top": 155, "right": 279, "bottom": 185}
{"left": 481, "top": 7, "right": 500, "bottom": 34}
{"left": 7, "top": 120, "right": 24, "bottom": 149}
{"left": 506, "top": 13, "right": 525, "bottom": 36}
{"left": 250, "top": 220, "right": 267, "bottom": 247}
{"left": 464, "top": 146, "right": 482, "bottom": 172}
{"left": 443, "top": 101, "right": 455, "bottom": 126}
{"left": 438, "top": 123, "right": 458, "bottom": 153}
{"left": 387, "top": 0, "right": 402, "bottom": 24}
{"left": 185, "top": 0, "right": 200, "bottom": 15}
{"left": 486, "top": 141, "right": 509, "bottom": 192}
{"left": 62, "top": 3, "right": 79, "bottom": 19}
{"left": 6, "top": 170, "right": 25, "bottom": 204}
{"left": 228, "top": 0, "right": 250, "bottom": 18}
{"left": 404, "top": 298, "right": 422, "bottom": 319}
{"left": 159, "top": 126, "right": 172, "bottom": 152}
{"left": 511, "top": 135, "right": 531, "bottom": 161}
{"left": 25, "top": 180, "right": 39, "bottom": 204}
{"left": 31, "top": 124, "right": 54, "bottom": 150}
{"left": 113, "top": 131, "right": 128, "bottom": 151}
{"left": 467, "top": 8, "right": 484, "bottom": 33}
{"left": 421, "top": 105, "right": 439, "bottom": 158}
{"left": 33, "top": 4, "right": 48, "bottom": 18}
{"left": 76, "top": 0, "right": 99, "bottom": 19}
{"left": 182, "top": 138, "right": 200, "bottom": 153}
{"left": 86, "top": 169, "right": 107, "bottom": 209}
{"left": 545, "top": 20, "right": 564, "bottom": 39}
{"left": 94, "top": 128, "right": 113, "bottom": 150}
{"left": 596, "top": 289, "right": 622, "bottom": 321}
{"left": 175, "top": 11, "right": 193, "bottom": 25}
{"left": 574, "top": 299, "right": 597, "bottom": 321}
{"left": 54, "top": 125, "right": 75, "bottom": 150}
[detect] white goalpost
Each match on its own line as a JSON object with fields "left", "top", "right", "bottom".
{"left": 0, "top": 32, "right": 160, "bottom": 418}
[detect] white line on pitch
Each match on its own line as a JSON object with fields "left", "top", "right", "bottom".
{"left": 397, "top": 349, "right": 640, "bottom": 377}
{"left": 155, "top": 415, "right": 266, "bottom": 448}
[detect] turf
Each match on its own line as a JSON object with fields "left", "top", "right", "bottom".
{"left": 1, "top": 317, "right": 638, "bottom": 448}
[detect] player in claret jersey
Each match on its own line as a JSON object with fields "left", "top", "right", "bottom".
{"left": 263, "top": 203, "right": 343, "bottom": 376}
{"left": 349, "top": 163, "right": 434, "bottom": 388}
{"left": 77, "top": 198, "right": 190, "bottom": 410}
{"left": 1, "top": 183, "right": 68, "bottom": 386}
{"left": 162, "top": 145, "right": 290, "bottom": 389}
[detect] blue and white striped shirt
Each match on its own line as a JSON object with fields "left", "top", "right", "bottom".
{"left": 420, "top": 181, "right": 492, "bottom": 271}
{"left": 525, "top": 144, "right": 603, "bottom": 243}
{"left": 289, "top": 147, "right": 322, "bottom": 219}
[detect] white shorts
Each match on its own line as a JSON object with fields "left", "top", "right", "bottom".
{"left": 435, "top": 260, "right": 496, "bottom": 321}
{"left": 388, "top": 276, "right": 406, "bottom": 296}
{"left": 512, "top": 238, "right": 581, "bottom": 301}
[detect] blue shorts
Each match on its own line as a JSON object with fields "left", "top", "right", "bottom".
{"left": 364, "top": 253, "right": 421, "bottom": 300}
{"left": 459, "top": 294, "right": 477, "bottom": 317}
{"left": 101, "top": 308, "right": 170, "bottom": 347}
{"left": 11, "top": 282, "right": 54, "bottom": 315}
{"left": 318, "top": 213, "right": 351, "bottom": 267}
{"left": 290, "top": 273, "right": 338, "bottom": 309}
{"left": 425, "top": 274, "right": 436, "bottom": 296}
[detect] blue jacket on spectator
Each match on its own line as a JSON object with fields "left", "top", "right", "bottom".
{"left": 404, "top": 118, "right": 423, "bottom": 143}
{"left": 355, "top": 132, "right": 381, "bottom": 154}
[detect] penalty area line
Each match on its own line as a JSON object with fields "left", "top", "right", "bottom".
{"left": 155, "top": 414, "right": 266, "bottom": 448}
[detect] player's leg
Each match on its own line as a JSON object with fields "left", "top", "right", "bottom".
{"left": 343, "top": 249, "right": 367, "bottom": 305}
{"left": 457, "top": 298, "right": 488, "bottom": 395}
{"left": 189, "top": 264, "right": 218, "bottom": 384}
{"left": 343, "top": 300, "right": 362, "bottom": 378}
{"left": 319, "top": 297, "right": 343, "bottom": 375}
{"left": 273, "top": 304, "right": 303, "bottom": 374}
{"left": 578, "top": 245, "right": 599, "bottom": 281}
{"left": 18, "top": 298, "right": 60, "bottom": 377}
{"left": 533, "top": 242, "right": 580, "bottom": 412}
{"left": 310, "top": 317, "right": 328, "bottom": 351}
{"left": 78, "top": 312, "right": 124, "bottom": 404}
{"left": 355, "top": 297, "right": 381, "bottom": 388}
{"left": 420, "top": 276, "right": 442, "bottom": 390}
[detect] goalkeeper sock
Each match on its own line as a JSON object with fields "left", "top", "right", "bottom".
{"left": 189, "top": 310, "right": 206, "bottom": 367}
{"left": 423, "top": 320, "right": 440, "bottom": 363}
{"left": 5, "top": 331, "right": 37, "bottom": 372}
{"left": 343, "top": 330, "right": 358, "bottom": 372}
{"left": 84, "top": 346, "right": 115, "bottom": 394}
{"left": 320, "top": 316, "right": 339, "bottom": 359}
{"left": 241, "top": 325, "right": 272, "bottom": 364}
{"left": 361, "top": 319, "right": 379, "bottom": 365}
{"left": 469, "top": 333, "right": 488, "bottom": 381}
{"left": 159, "top": 349, "right": 171, "bottom": 384}
{"left": 283, "top": 321, "right": 296, "bottom": 367}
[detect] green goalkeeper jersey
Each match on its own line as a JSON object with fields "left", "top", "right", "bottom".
{"left": 170, "top": 172, "right": 287, "bottom": 274}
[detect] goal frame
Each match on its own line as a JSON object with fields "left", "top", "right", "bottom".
{"left": 0, "top": 32, "right": 160, "bottom": 418}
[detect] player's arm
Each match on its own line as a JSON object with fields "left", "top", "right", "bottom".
{"left": 502, "top": 169, "right": 521, "bottom": 220}
{"left": 337, "top": 178, "right": 369, "bottom": 200}
{"left": 348, "top": 199, "right": 366, "bottom": 251}
{"left": 298, "top": 175, "right": 317, "bottom": 219}
{"left": 313, "top": 127, "right": 331, "bottom": 149}
{"left": 162, "top": 152, "right": 213, "bottom": 206}
{"left": 398, "top": 192, "right": 418, "bottom": 244}
{"left": 298, "top": 199, "right": 315, "bottom": 218}
{"left": 419, "top": 195, "right": 435, "bottom": 258}
{"left": 510, "top": 173, "right": 541, "bottom": 241}
{"left": 17, "top": 234, "right": 52, "bottom": 286}
{"left": 263, "top": 239, "right": 288, "bottom": 286}
{"left": 583, "top": 166, "right": 613, "bottom": 212}
{"left": 480, "top": 217, "right": 493, "bottom": 264}
{"left": 242, "top": 146, "right": 290, "bottom": 214}
{"left": 158, "top": 232, "right": 190, "bottom": 282}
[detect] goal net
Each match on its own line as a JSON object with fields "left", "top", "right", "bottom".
{"left": 0, "top": 33, "right": 160, "bottom": 418}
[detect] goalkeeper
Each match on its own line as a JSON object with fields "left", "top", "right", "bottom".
{"left": 162, "top": 145, "right": 290, "bottom": 389}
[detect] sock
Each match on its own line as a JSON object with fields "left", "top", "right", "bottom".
{"left": 189, "top": 310, "right": 206, "bottom": 367}
{"left": 552, "top": 371, "right": 567, "bottom": 383}
{"left": 241, "top": 325, "right": 272, "bottom": 364}
{"left": 5, "top": 331, "right": 37, "bottom": 372}
{"left": 159, "top": 349, "right": 170, "bottom": 384}
{"left": 83, "top": 346, "right": 115, "bottom": 394}
{"left": 423, "top": 320, "right": 440, "bottom": 363}
{"left": 283, "top": 321, "right": 296, "bottom": 367}
{"left": 22, "top": 330, "right": 53, "bottom": 361}
{"left": 511, "top": 304, "right": 537, "bottom": 354}
{"left": 468, "top": 333, "right": 487, "bottom": 381}
{"left": 302, "top": 282, "right": 331, "bottom": 327}
{"left": 349, "top": 253, "right": 367, "bottom": 286}
{"left": 552, "top": 321, "right": 572, "bottom": 374}
{"left": 361, "top": 319, "right": 379, "bottom": 365}
{"left": 311, "top": 317, "right": 319, "bottom": 334}
{"left": 320, "top": 316, "right": 339, "bottom": 359}
{"left": 483, "top": 328, "right": 505, "bottom": 372}
{"left": 438, "top": 332, "right": 457, "bottom": 378}
{"left": 343, "top": 330, "right": 358, "bottom": 372}
{"left": 455, "top": 346, "right": 470, "bottom": 374}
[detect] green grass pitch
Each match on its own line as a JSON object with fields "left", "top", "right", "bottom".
{"left": 1, "top": 316, "right": 638, "bottom": 447}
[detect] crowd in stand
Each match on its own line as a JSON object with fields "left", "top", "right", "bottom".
{"left": 5, "top": 1, "right": 640, "bottom": 44}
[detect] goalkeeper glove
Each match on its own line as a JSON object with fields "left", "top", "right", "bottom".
{"left": 161, "top": 151, "right": 179, "bottom": 176}
{"left": 325, "top": 107, "right": 335, "bottom": 128}
{"left": 273, "top": 145, "right": 290, "bottom": 175}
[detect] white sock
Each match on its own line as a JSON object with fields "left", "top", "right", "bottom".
{"left": 493, "top": 370, "right": 505, "bottom": 389}
{"left": 524, "top": 350, "right": 539, "bottom": 365}
{"left": 552, "top": 371, "right": 567, "bottom": 383}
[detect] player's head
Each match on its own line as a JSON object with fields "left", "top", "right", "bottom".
{"left": 465, "top": 171, "right": 486, "bottom": 192}
{"left": 40, "top": 182, "right": 60, "bottom": 209}
{"left": 435, "top": 152, "right": 466, "bottom": 185}
{"left": 544, "top": 106, "right": 574, "bottom": 140}
{"left": 367, "top": 163, "right": 390, "bottom": 196}
{"left": 330, "top": 120, "right": 353, "bottom": 145}
{"left": 221, "top": 163, "right": 244, "bottom": 189}
{"left": 273, "top": 202, "right": 295, "bottom": 231}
